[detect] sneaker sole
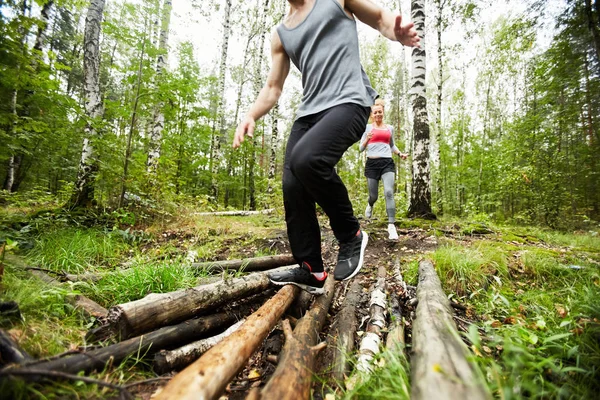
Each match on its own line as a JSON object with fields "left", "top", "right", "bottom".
{"left": 269, "top": 279, "right": 325, "bottom": 295}
{"left": 339, "top": 231, "right": 369, "bottom": 281}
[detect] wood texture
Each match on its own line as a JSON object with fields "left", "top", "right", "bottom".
{"left": 18, "top": 313, "right": 235, "bottom": 376}
{"left": 154, "top": 285, "right": 299, "bottom": 400}
{"left": 356, "top": 264, "right": 387, "bottom": 372}
{"left": 411, "top": 259, "right": 490, "bottom": 400}
{"left": 153, "top": 319, "right": 245, "bottom": 374}
{"left": 191, "top": 254, "right": 296, "bottom": 273}
{"left": 259, "top": 275, "right": 336, "bottom": 400}
{"left": 331, "top": 280, "right": 361, "bottom": 383}
{"left": 107, "top": 271, "right": 273, "bottom": 339}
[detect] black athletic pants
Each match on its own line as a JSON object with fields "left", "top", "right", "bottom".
{"left": 282, "top": 103, "right": 370, "bottom": 273}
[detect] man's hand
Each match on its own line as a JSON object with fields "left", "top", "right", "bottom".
{"left": 233, "top": 116, "right": 255, "bottom": 149}
{"left": 393, "top": 15, "right": 420, "bottom": 47}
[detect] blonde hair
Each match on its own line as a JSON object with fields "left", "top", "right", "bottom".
{"left": 369, "top": 98, "right": 385, "bottom": 123}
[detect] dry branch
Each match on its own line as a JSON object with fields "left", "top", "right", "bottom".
{"left": 258, "top": 275, "right": 336, "bottom": 399}
{"left": 331, "top": 280, "right": 361, "bottom": 383}
{"left": 107, "top": 269, "right": 285, "bottom": 339}
{"left": 356, "top": 264, "right": 387, "bottom": 373}
{"left": 153, "top": 319, "right": 245, "bottom": 374}
{"left": 191, "top": 254, "right": 296, "bottom": 273}
{"left": 18, "top": 313, "right": 236, "bottom": 376}
{"left": 154, "top": 285, "right": 299, "bottom": 400}
{"left": 0, "top": 328, "right": 33, "bottom": 366}
{"left": 411, "top": 259, "right": 490, "bottom": 400}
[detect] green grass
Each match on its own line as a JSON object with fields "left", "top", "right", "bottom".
{"left": 82, "top": 256, "right": 200, "bottom": 306}
{"left": 339, "top": 345, "right": 411, "bottom": 400}
{"left": 27, "top": 228, "right": 131, "bottom": 274}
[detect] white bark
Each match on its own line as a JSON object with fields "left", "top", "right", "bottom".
{"left": 71, "top": 0, "right": 106, "bottom": 207}
{"left": 147, "top": 0, "right": 172, "bottom": 175}
{"left": 210, "top": 0, "right": 233, "bottom": 199}
{"left": 407, "top": 0, "right": 435, "bottom": 219}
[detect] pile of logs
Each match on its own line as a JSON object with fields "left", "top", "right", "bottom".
{"left": 1, "top": 254, "right": 490, "bottom": 400}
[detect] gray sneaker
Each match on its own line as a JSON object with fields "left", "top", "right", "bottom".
{"left": 334, "top": 230, "right": 368, "bottom": 280}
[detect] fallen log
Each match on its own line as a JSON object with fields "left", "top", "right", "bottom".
{"left": 0, "top": 328, "right": 33, "bottom": 366}
{"left": 411, "top": 259, "right": 490, "bottom": 400}
{"left": 386, "top": 257, "right": 406, "bottom": 349}
{"left": 191, "top": 254, "right": 296, "bottom": 273}
{"left": 193, "top": 208, "right": 275, "bottom": 216}
{"left": 153, "top": 319, "right": 245, "bottom": 374}
{"left": 154, "top": 285, "right": 299, "bottom": 400}
{"left": 106, "top": 269, "right": 288, "bottom": 339}
{"left": 331, "top": 280, "right": 362, "bottom": 383}
{"left": 257, "top": 275, "right": 336, "bottom": 400}
{"left": 356, "top": 264, "right": 387, "bottom": 373}
{"left": 17, "top": 312, "right": 236, "bottom": 376}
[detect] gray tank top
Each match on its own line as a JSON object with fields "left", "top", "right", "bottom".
{"left": 276, "top": 0, "right": 377, "bottom": 119}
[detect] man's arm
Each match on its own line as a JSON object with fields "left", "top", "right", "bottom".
{"left": 344, "top": 0, "right": 420, "bottom": 47}
{"left": 233, "top": 30, "right": 290, "bottom": 148}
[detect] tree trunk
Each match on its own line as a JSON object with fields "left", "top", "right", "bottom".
{"left": 146, "top": 0, "right": 172, "bottom": 176}
{"left": 106, "top": 270, "right": 276, "bottom": 339}
{"left": 0, "top": 329, "right": 33, "bottom": 367}
{"left": 434, "top": 0, "right": 446, "bottom": 215}
{"left": 586, "top": 0, "right": 600, "bottom": 63}
{"left": 411, "top": 260, "right": 490, "bottom": 400}
{"left": 253, "top": 275, "right": 335, "bottom": 400}
{"left": 18, "top": 313, "right": 235, "bottom": 376}
{"left": 154, "top": 285, "right": 299, "bottom": 400}
{"left": 407, "top": 0, "right": 435, "bottom": 220}
{"left": 69, "top": 0, "right": 106, "bottom": 208}
{"left": 191, "top": 255, "right": 296, "bottom": 273}
{"left": 331, "top": 280, "right": 361, "bottom": 384}
{"left": 119, "top": 31, "right": 147, "bottom": 208}
{"left": 210, "top": 0, "right": 233, "bottom": 201}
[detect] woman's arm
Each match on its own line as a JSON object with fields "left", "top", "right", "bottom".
{"left": 359, "top": 124, "right": 372, "bottom": 152}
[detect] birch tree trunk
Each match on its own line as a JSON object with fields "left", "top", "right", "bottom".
{"left": 146, "top": 0, "right": 172, "bottom": 177}
{"left": 69, "top": 0, "right": 106, "bottom": 208}
{"left": 407, "top": 0, "right": 435, "bottom": 220}
{"left": 247, "top": 0, "right": 270, "bottom": 210}
{"left": 209, "top": 0, "right": 233, "bottom": 201}
{"left": 434, "top": 0, "right": 447, "bottom": 215}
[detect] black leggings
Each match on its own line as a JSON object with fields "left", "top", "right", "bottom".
{"left": 283, "top": 103, "right": 370, "bottom": 272}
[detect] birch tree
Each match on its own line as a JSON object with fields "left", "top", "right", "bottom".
{"left": 407, "top": 0, "right": 435, "bottom": 219}
{"left": 209, "top": 0, "right": 232, "bottom": 201}
{"left": 146, "top": 0, "right": 172, "bottom": 177}
{"left": 69, "top": 0, "right": 106, "bottom": 207}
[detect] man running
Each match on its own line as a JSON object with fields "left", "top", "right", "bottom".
{"left": 233, "top": 0, "right": 420, "bottom": 294}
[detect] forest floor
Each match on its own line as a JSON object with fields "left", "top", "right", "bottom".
{"left": 1, "top": 205, "right": 599, "bottom": 399}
